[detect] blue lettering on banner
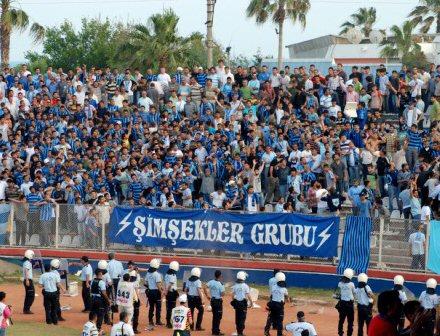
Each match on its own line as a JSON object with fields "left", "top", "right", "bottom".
{"left": 108, "top": 207, "right": 340, "bottom": 258}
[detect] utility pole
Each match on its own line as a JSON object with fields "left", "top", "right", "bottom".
{"left": 206, "top": 0, "right": 216, "bottom": 68}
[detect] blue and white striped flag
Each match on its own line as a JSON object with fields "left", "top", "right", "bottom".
{"left": 0, "top": 203, "right": 11, "bottom": 245}
{"left": 337, "top": 216, "right": 372, "bottom": 275}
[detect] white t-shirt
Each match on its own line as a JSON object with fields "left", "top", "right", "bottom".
{"left": 421, "top": 206, "right": 431, "bottom": 222}
{"left": 0, "top": 180, "right": 7, "bottom": 200}
{"left": 82, "top": 321, "right": 99, "bottom": 336}
{"left": 285, "top": 321, "right": 318, "bottom": 336}
{"left": 138, "top": 96, "right": 154, "bottom": 111}
{"left": 110, "top": 321, "right": 135, "bottom": 336}
{"left": 210, "top": 191, "right": 226, "bottom": 208}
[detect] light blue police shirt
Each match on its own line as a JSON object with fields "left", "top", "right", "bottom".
{"left": 419, "top": 291, "right": 439, "bottom": 309}
{"left": 207, "top": 279, "right": 225, "bottom": 299}
{"left": 268, "top": 277, "right": 277, "bottom": 293}
{"left": 338, "top": 281, "right": 355, "bottom": 301}
{"left": 355, "top": 285, "right": 373, "bottom": 306}
{"left": 271, "top": 284, "right": 288, "bottom": 302}
{"left": 23, "top": 260, "right": 33, "bottom": 280}
{"left": 145, "top": 271, "right": 162, "bottom": 290}
{"left": 81, "top": 264, "right": 93, "bottom": 282}
{"left": 232, "top": 283, "right": 250, "bottom": 301}
{"left": 187, "top": 279, "right": 202, "bottom": 296}
{"left": 107, "top": 260, "right": 124, "bottom": 280}
{"left": 39, "top": 270, "right": 60, "bottom": 293}
{"left": 165, "top": 273, "right": 177, "bottom": 291}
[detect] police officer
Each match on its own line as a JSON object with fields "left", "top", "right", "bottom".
{"left": 129, "top": 269, "right": 141, "bottom": 334}
{"left": 393, "top": 274, "right": 407, "bottom": 331}
{"left": 50, "top": 259, "right": 66, "bottom": 322}
{"left": 266, "top": 269, "right": 281, "bottom": 331}
{"left": 97, "top": 260, "right": 112, "bottom": 325}
{"left": 231, "top": 271, "right": 253, "bottom": 336}
{"left": 165, "top": 261, "right": 180, "bottom": 329}
{"left": 145, "top": 258, "right": 163, "bottom": 328}
{"left": 39, "top": 259, "right": 63, "bottom": 325}
{"left": 80, "top": 256, "right": 93, "bottom": 312}
{"left": 90, "top": 269, "right": 111, "bottom": 331}
{"left": 186, "top": 267, "right": 207, "bottom": 331}
{"left": 22, "top": 249, "right": 35, "bottom": 314}
{"left": 207, "top": 270, "right": 225, "bottom": 336}
{"left": 419, "top": 278, "right": 439, "bottom": 335}
{"left": 355, "top": 273, "right": 373, "bottom": 336}
{"left": 107, "top": 252, "right": 124, "bottom": 313}
{"left": 335, "top": 268, "right": 355, "bottom": 336}
{"left": 264, "top": 272, "right": 288, "bottom": 336}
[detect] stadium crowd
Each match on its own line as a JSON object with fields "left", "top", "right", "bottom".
{"left": 0, "top": 61, "right": 439, "bottom": 222}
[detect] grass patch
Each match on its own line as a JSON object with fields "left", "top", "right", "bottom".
{"left": 8, "top": 322, "right": 79, "bottom": 336}
{"left": 250, "top": 285, "right": 334, "bottom": 302}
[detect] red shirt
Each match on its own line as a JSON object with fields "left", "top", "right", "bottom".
{"left": 368, "top": 315, "right": 398, "bottom": 336}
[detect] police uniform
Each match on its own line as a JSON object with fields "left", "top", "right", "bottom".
{"left": 146, "top": 269, "right": 162, "bottom": 325}
{"left": 108, "top": 259, "right": 124, "bottom": 311}
{"left": 336, "top": 281, "right": 355, "bottom": 336}
{"left": 102, "top": 271, "right": 113, "bottom": 324}
{"left": 355, "top": 285, "right": 373, "bottom": 336}
{"left": 187, "top": 277, "right": 204, "bottom": 330}
{"left": 231, "top": 282, "right": 250, "bottom": 336}
{"left": 39, "top": 270, "right": 61, "bottom": 324}
{"left": 265, "top": 283, "right": 288, "bottom": 336}
{"left": 165, "top": 270, "right": 179, "bottom": 328}
{"left": 130, "top": 272, "right": 141, "bottom": 332}
{"left": 90, "top": 276, "right": 107, "bottom": 330}
{"left": 22, "top": 258, "right": 35, "bottom": 313}
{"left": 207, "top": 279, "right": 225, "bottom": 335}
{"left": 395, "top": 286, "right": 408, "bottom": 330}
{"left": 419, "top": 290, "right": 439, "bottom": 335}
{"left": 81, "top": 263, "right": 93, "bottom": 311}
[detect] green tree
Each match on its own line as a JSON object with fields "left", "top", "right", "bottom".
{"left": 380, "top": 21, "right": 421, "bottom": 60}
{"left": 339, "top": 7, "right": 377, "bottom": 36}
{"left": 246, "top": 0, "right": 310, "bottom": 69}
{"left": 0, "top": 0, "right": 45, "bottom": 67}
{"left": 408, "top": 0, "right": 440, "bottom": 33}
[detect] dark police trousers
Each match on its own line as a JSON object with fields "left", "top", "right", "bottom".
{"left": 264, "top": 301, "right": 284, "bottom": 336}
{"left": 23, "top": 279, "right": 35, "bottom": 312}
{"left": 56, "top": 289, "right": 63, "bottom": 319}
{"left": 111, "top": 279, "right": 120, "bottom": 313}
{"left": 147, "top": 289, "right": 162, "bottom": 324}
{"left": 337, "top": 300, "right": 354, "bottom": 336}
{"left": 91, "top": 295, "right": 105, "bottom": 330}
{"left": 82, "top": 281, "right": 91, "bottom": 311}
{"left": 166, "top": 290, "right": 178, "bottom": 326}
{"left": 188, "top": 295, "right": 204, "bottom": 330}
{"left": 357, "top": 304, "right": 372, "bottom": 336}
{"left": 133, "top": 299, "right": 140, "bottom": 331}
{"left": 43, "top": 290, "right": 58, "bottom": 324}
{"left": 232, "top": 299, "right": 247, "bottom": 335}
{"left": 211, "top": 298, "right": 223, "bottom": 335}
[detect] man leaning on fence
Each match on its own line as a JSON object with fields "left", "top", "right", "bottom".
{"left": 408, "top": 224, "right": 426, "bottom": 270}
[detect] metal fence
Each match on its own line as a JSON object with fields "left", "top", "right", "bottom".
{"left": 3, "top": 202, "right": 430, "bottom": 272}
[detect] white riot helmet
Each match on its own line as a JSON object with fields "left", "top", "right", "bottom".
{"left": 97, "top": 260, "right": 108, "bottom": 270}
{"left": 358, "top": 273, "right": 368, "bottom": 283}
{"left": 50, "top": 259, "right": 60, "bottom": 269}
{"left": 24, "top": 249, "right": 35, "bottom": 260}
{"left": 394, "top": 275, "right": 405, "bottom": 286}
{"left": 237, "top": 271, "right": 248, "bottom": 281}
{"left": 343, "top": 268, "right": 354, "bottom": 280}
{"left": 191, "top": 267, "right": 201, "bottom": 278}
{"left": 150, "top": 258, "right": 161, "bottom": 269}
{"left": 427, "top": 278, "right": 437, "bottom": 289}
{"left": 275, "top": 272, "right": 286, "bottom": 282}
{"left": 169, "top": 261, "right": 180, "bottom": 272}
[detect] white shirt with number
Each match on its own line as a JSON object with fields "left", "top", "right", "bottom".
{"left": 110, "top": 321, "right": 135, "bottom": 336}
{"left": 116, "top": 281, "right": 136, "bottom": 307}
{"left": 171, "top": 306, "right": 190, "bottom": 331}
{"left": 285, "top": 321, "right": 318, "bottom": 336}
{"left": 82, "top": 321, "right": 99, "bottom": 336}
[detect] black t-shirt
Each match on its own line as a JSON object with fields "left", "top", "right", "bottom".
{"left": 376, "top": 157, "right": 390, "bottom": 176}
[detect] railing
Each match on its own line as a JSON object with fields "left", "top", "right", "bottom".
{"left": 2, "top": 202, "right": 430, "bottom": 272}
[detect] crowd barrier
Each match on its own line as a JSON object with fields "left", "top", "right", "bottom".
{"left": 0, "top": 203, "right": 429, "bottom": 273}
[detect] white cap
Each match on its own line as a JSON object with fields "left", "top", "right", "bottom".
{"left": 169, "top": 261, "right": 180, "bottom": 272}
{"left": 178, "top": 294, "right": 188, "bottom": 303}
{"left": 97, "top": 260, "right": 108, "bottom": 270}
{"left": 237, "top": 271, "right": 248, "bottom": 281}
{"left": 150, "top": 258, "right": 161, "bottom": 269}
{"left": 357, "top": 273, "right": 368, "bottom": 283}
{"left": 343, "top": 268, "right": 354, "bottom": 280}
{"left": 275, "top": 272, "right": 286, "bottom": 282}
{"left": 177, "top": 67, "right": 183, "bottom": 71}
{"left": 191, "top": 267, "right": 201, "bottom": 278}
{"left": 427, "top": 278, "right": 437, "bottom": 289}
{"left": 394, "top": 275, "right": 405, "bottom": 286}
{"left": 129, "top": 270, "right": 137, "bottom": 277}
{"left": 50, "top": 259, "right": 60, "bottom": 269}
{"left": 24, "top": 249, "right": 34, "bottom": 259}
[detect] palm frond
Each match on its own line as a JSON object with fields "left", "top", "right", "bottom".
{"left": 5, "top": 8, "right": 30, "bottom": 32}
{"left": 29, "top": 22, "right": 45, "bottom": 43}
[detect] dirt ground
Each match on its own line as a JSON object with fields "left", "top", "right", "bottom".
{"left": 2, "top": 283, "right": 347, "bottom": 336}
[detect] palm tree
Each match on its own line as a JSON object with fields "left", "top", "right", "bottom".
{"left": 408, "top": 0, "right": 440, "bottom": 34}
{"left": 119, "top": 9, "right": 201, "bottom": 70}
{"left": 0, "top": 0, "right": 45, "bottom": 67}
{"left": 380, "top": 21, "right": 421, "bottom": 59}
{"left": 339, "top": 7, "right": 377, "bottom": 37}
{"left": 246, "top": 0, "right": 311, "bottom": 69}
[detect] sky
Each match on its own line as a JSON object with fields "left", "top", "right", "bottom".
{"left": 11, "top": 0, "right": 416, "bottom": 63}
